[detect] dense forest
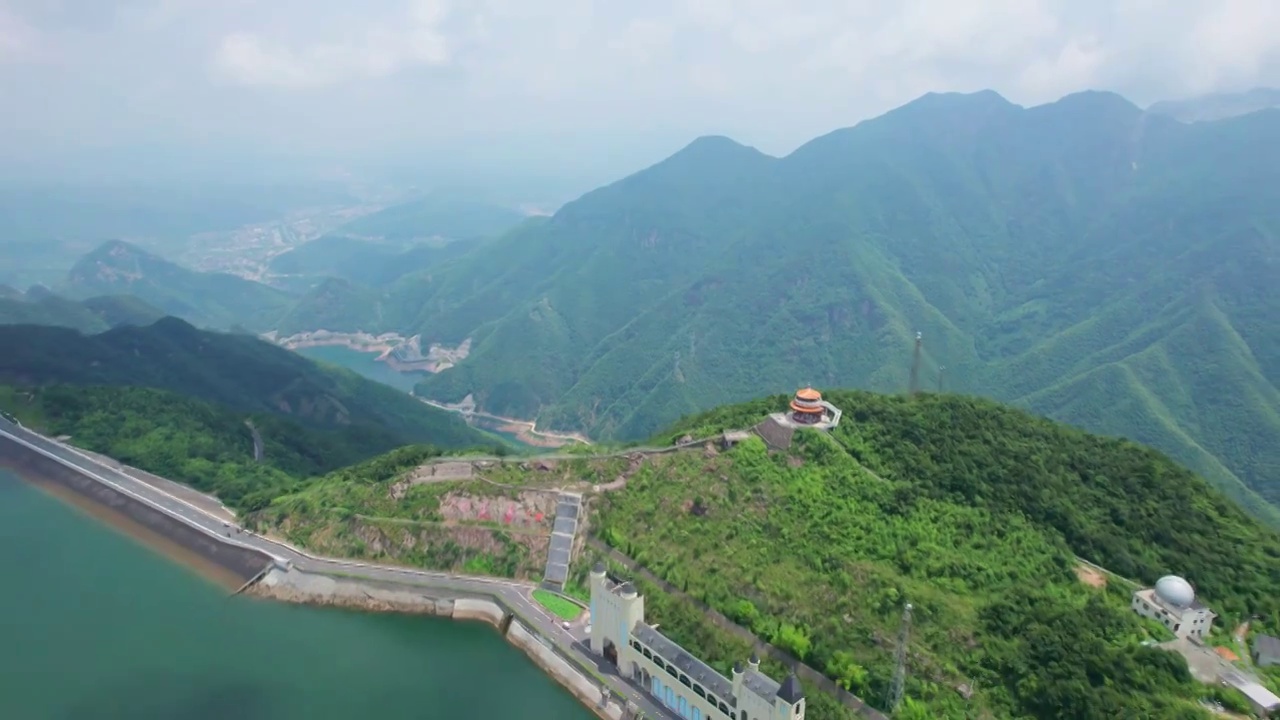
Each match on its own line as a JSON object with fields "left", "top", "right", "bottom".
{"left": 575, "top": 390, "right": 1280, "bottom": 718}
{"left": 0, "top": 317, "right": 492, "bottom": 450}
{"left": 0, "top": 291, "right": 163, "bottom": 333}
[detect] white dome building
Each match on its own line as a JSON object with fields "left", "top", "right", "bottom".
{"left": 1132, "top": 574, "right": 1216, "bottom": 640}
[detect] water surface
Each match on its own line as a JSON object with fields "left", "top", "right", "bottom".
{"left": 0, "top": 471, "right": 593, "bottom": 720}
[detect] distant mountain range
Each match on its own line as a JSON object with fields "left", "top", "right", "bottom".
{"left": 1148, "top": 87, "right": 1280, "bottom": 123}
{"left": 0, "top": 317, "right": 491, "bottom": 454}
{"left": 0, "top": 284, "right": 164, "bottom": 333}
{"left": 21, "top": 89, "right": 1280, "bottom": 523}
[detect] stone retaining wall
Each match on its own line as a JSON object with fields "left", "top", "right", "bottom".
{"left": 248, "top": 566, "right": 630, "bottom": 720}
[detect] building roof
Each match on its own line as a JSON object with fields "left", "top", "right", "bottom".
{"left": 743, "top": 668, "right": 780, "bottom": 703}
{"left": 794, "top": 387, "right": 822, "bottom": 401}
{"left": 633, "top": 623, "right": 736, "bottom": 707}
{"left": 777, "top": 673, "right": 805, "bottom": 704}
{"left": 1255, "top": 634, "right": 1280, "bottom": 657}
{"left": 1221, "top": 671, "right": 1280, "bottom": 710}
{"left": 753, "top": 417, "right": 795, "bottom": 451}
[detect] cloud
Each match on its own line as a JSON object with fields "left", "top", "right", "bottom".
{"left": 1, "top": 0, "right": 1279, "bottom": 180}
{"left": 0, "top": 5, "right": 40, "bottom": 61}
{"left": 210, "top": 0, "right": 452, "bottom": 88}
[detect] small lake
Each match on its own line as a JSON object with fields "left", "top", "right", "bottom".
{"left": 294, "top": 344, "right": 541, "bottom": 452}
{"left": 295, "top": 345, "right": 423, "bottom": 393}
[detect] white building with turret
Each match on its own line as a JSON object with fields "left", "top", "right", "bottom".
{"left": 590, "top": 563, "right": 805, "bottom": 720}
{"left": 1131, "top": 575, "right": 1216, "bottom": 640}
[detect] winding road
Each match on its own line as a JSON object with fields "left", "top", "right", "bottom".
{"left": 0, "top": 417, "right": 674, "bottom": 720}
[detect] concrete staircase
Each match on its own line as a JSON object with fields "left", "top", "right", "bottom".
{"left": 542, "top": 491, "right": 582, "bottom": 591}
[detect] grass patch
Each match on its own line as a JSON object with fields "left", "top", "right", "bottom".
{"left": 533, "top": 589, "right": 583, "bottom": 621}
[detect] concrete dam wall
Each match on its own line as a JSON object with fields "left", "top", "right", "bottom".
{"left": 251, "top": 567, "right": 624, "bottom": 720}
{"left": 0, "top": 433, "right": 272, "bottom": 584}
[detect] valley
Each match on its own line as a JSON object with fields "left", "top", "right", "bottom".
{"left": 173, "top": 204, "right": 383, "bottom": 282}
{"left": 25, "top": 5, "right": 1280, "bottom": 720}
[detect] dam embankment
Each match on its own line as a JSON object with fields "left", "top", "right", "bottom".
{"left": 0, "top": 432, "right": 272, "bottom": 588}
{"left": 251, "top": 566, "right": 625, "bottom": 720}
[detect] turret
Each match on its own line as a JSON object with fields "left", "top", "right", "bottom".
{"left": 747, "top": 652, "right": 760, "bottom": 672}
{"left": 731, "top": 661, "right": 744, "bottom": 701}
{"left": 776, "top": 672, "right": 805, "bottom": 718}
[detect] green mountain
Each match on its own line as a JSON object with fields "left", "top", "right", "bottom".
{"left": 267, "top": 234, "right": 478, "bottom": 289}
{"left": 0, "top": 288, "right": 164, "bottom": 333}
{"left": 337, "top": 195, "right": 529, "bottom": 241}
{"left": 273, "top": 90, "right": 1279, "bottom": 519}
{"left": 59, "top": 239, "right": 296, "bottom": 331}
{"left": 251, "top": 389, "right": 1280, "bottom": 719}
{"left": 0, "top": 182, "right": 357, "bottom": 287}
{"left": 0, "top": 317, "right": 491, "bottom": 454}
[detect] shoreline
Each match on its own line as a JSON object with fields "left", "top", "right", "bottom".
{"left": 19, "top": 473, "right": 248, "bottom": 592}
{"left": 0, "top": 433, "right": 270, "bottom": 586}
{"left": 248, "top": 566, "right": 623, "bottom": 719}
{"left": 0, "top": 431, "right": 632, "bottom": 720}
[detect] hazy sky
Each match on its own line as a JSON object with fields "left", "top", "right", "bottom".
{"left": 2, "top": 0, "right": 1279, "bottom": 186}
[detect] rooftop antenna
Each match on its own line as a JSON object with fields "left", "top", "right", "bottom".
{"left": 887, "top": 602, "right": 913, "bottom": 714}
{"left": 908, "top": 331, "right": 923, "bottom": 396}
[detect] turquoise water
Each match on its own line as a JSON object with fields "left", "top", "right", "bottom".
{"left": 0, "top": 471, "right": 593, "bottom": 720}
{"left": 295, "top": 345, "right": 423, "bottom": 393}
{"left": 294, "top": 344, "right": 539, "bottom": 452}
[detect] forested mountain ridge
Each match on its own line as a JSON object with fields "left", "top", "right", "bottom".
{"left": 59, "top": 239, "right": 296, "bottom": 331}
{"left": 0, "top": 288, "right": 163, "bottom": 333}
{"left": 247, "top": 389, "right": 1280, "bottom": 718}
{"left": 269, "top": 89, "right": 1280, "bottom": 520}
{"left": 0, "top": 317, "right": 491, "bottom": 452}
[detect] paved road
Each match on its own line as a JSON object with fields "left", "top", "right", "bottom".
{"left": 0, "top": 417, "right": 674, "bottom": 720}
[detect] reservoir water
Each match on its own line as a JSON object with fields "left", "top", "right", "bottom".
{"left": 0, "top": 470, "right": 593, "bottom": 720}
{"left": 295, "top": 344, "right": 422, "bottom": 393}
{"left": 294, "top": 344, "right": 539, "bottom": 451}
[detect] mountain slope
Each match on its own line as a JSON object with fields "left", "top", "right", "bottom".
{"left": 267, "top": 234, "right": 481, "bottom": 293}
{"left": 0, "top": 317, "right": 491, "bottom": 451}
{"left": 252, "top": 389, "right": 1280, "bottom": 719}
{"left": 337, "top": 195, "right": 528, "bottom": 241}
{"left": 60, "top": 240, "right": 296, "bottom": 331}
{"left": 276, "top": 92, "right": 1280, "bottom": 519}
{"left": 0, "top": 289, "right": 164, "bottom": 333}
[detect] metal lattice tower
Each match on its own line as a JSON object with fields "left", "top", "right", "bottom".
{"left": 907, "top": 332, "right": 923, "bottom": 396}
{"left": 887, "top": 602, "right": 913, "bottom": 714}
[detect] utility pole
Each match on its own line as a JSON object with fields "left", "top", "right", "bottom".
{"left": 936, "top": 366, "right": 945, "bottom": 393}
{"left": 887, "top": 602, "right": 913, "bottom": 714}
{"left": 908, "top": 332, "right": 923, "bottom": 396}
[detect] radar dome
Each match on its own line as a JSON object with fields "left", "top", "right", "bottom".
{"left": 1155, "top": 575, "right": 1195, "bottom": 608}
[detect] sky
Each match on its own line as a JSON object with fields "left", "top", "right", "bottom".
{"left": 2, "top": 0, "right": 1279, "bottom": 190}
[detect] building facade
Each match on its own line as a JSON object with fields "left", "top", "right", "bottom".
{"left": 590, "top": 564, "right": 805, "bottom": 720}
{"left": 1130, "top": 575, "right": 1216, "bottom": 640}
